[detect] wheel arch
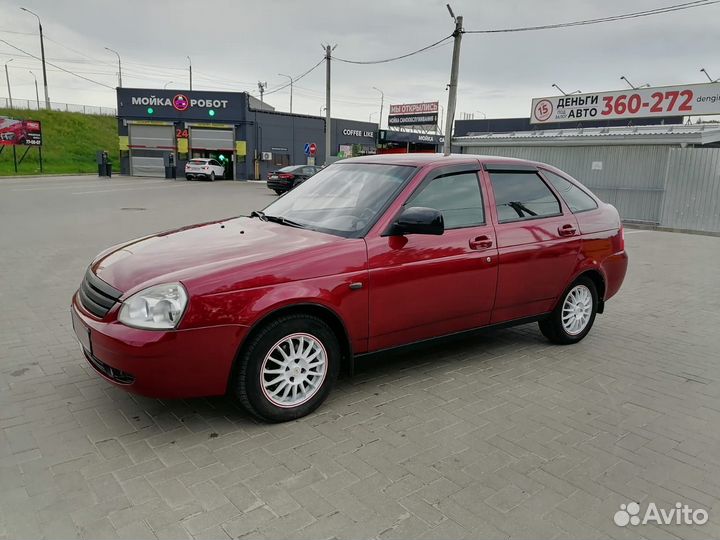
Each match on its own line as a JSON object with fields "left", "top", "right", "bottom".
{"left": 575, "top": 268, "right": 606, "bottom": 313}
{"left": 228, "top": 302, "right": 354, "bottom": 393}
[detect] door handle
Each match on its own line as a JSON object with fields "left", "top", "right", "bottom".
{"left": 469, "top": 235, "right": 493, "bottom": 250}
{"left": 558, "top": 224, "right": 577, "bottom": 236}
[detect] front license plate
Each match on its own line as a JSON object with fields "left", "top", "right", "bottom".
{"left": 71, "top": 309, "right": 92, "bottom": 353}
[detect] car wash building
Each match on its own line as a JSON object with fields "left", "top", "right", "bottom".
{"left": 116, "top": 88, "right": 377, "bottom": 179}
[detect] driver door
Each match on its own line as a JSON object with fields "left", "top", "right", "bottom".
{"left": 365, "top": 166, "right": 499, "bottom": 351}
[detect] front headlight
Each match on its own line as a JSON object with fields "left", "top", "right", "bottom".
{"left": 118, "top": 283, "right": 188, "bottom": 330}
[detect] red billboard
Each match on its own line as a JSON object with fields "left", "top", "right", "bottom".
{"left": 0, "top": 117, "right": 43, "bottom": 146}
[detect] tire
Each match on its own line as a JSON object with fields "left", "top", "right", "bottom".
{"left": 233, "top": 314, "right": 340, "bottom": 422}
{"left": 274, "top": 189, "right": 283, "bottom": 195}
{"left": 209, "top": 172, "right": 215, "bottom": 181}
{"left": 539, "top": 276, "right": 598, "bottom": 345}
{"left": 185, "top": 175, "right": 192, "bottom": 180}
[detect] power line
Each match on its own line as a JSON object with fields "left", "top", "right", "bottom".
{"left": 464, "top": 0, "right": 720, "bottom": 34}
{"left": 333, "top": 35, "right": 453, "bottom": 65}
{"left": 0, "top": 39, "right": 114, "bottom": 89}
{"left": 264, "top": 57, "right": 325, "bottom": 95}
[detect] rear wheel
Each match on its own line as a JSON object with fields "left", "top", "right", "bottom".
{"left": 185, "top": 174, "right": 192, "bottom": 180}
{"left": 539, "top": 276, "right": 598, "bottom": 344}
{"left": 274, "top": 189, "right": 283, "bottom": 195}
{"left": 233, "top": 314, "right": 340, "bottom": 422}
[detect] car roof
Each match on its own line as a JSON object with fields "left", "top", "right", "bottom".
{"left": 340, "top": 153, "right": 541, "bottom": 168}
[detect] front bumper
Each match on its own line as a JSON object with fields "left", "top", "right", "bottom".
{"left": 71, "top": 292, "right": 248, "bottom": 398}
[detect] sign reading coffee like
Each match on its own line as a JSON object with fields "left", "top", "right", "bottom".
{"left": 388, "top": 101, "right": 439, "bottom": 127}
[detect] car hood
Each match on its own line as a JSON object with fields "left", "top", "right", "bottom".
{"left": 91, "top": 216, "right": 356, "bottom": 295}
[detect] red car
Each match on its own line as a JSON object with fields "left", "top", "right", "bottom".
{"left": 71, "top": 154, "right": 627, "bottom": 422}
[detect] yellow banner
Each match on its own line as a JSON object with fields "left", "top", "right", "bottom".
{"left": 235, "top": 140, "right": 247, "bottom": 156}
{"left": 177, "top": 138, "right": 189, "bottom": 153}
{"left": 119, "top": 135, "right": 129, "bottom": 151}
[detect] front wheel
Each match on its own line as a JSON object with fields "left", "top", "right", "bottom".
{"left": 274, "top": 189, "right": 283, "bottom": 195}
{"left": 233, "top": 314, "right": 340, "bottom": 422}
{"left": 185, "top": 174, "right": 192, "bottom": 180}
{"left": 539, "top": 276, "right": 598, "bottom": 344}
{"left": 209, "top": 171, "right": 215, "bottom": 181}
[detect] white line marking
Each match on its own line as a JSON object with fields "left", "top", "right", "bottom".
{"left": 72, "top": 183, "right": 192, "bottom": 195}
{"left": 12, "top": 180, "right": 167, "bottom": 192}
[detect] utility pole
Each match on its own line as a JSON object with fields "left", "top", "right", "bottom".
{"left": 21, "top": 7, "right": 49, "bottom": 109}
{"left": 372, "top": 86, "right": 384, "bottom": 129}
{"left": 105, "top": 47, "right": 122, "bottom": 87}
{"left": 29, "top": 70, "right": 39, "bottom": 109}
{"left": 187, "top": 56, "right": 192, "bottom": 90}
{"left": 4, "top": 59, "right": 13, "bottom": 109}
{"left": 278, "top": 73, "right": 293, "bottom": 113}
{"left": 258, "top": 81, "right": 267, "bottom": 109}
{"left": 443, "top": 5, "right": 462, "bottom": 156}
{"left": 323, "top": 44, "right": 336, "bottom": 165}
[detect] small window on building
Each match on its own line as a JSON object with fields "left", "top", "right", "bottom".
{"left": 489, "top": 172, "right": 561, "bottom": 222}
{"left": 541, "top": 170, "right": 598, "bottom": 213}
{"left": 273, "top": 154, "right": 290, "bottom": 167}
{"left": 406, "top": 172, "right": 485, "bottom": 229}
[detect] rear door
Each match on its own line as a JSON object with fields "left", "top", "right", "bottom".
{"left": 366, "top": 164, "right": 499, "bottom": 351}
{"left": 482, "top": 163, "right": 581, "bottom": 323}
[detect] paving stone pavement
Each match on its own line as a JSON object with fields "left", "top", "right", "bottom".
{"left": 1, "top": 175, "right": 719, "bottom": 540}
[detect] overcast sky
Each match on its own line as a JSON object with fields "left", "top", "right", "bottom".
{"left": 1, "top": 0, "right": 719, "bottom": 125}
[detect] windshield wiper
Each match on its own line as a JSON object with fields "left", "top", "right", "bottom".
{"left": 264, "top": 214, "right": 306, "bottom": 229}
{"left": 250, "top": 210, "right": 267, "bottom": 221}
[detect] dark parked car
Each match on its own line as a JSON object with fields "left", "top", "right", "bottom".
{"left": 71, "top": 154, "right": 627, "bottom": 422}
{"left": 267, "top": 165, "right": 322, "bottom": 194}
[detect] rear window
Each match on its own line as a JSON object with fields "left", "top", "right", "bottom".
{"left": 541, "top": 170, "right": 598, "bottom": 213}
{"left": 489, "top": 171, "right": 562, "bottom": 222}
{"left": 278, "top": 166, "right": 303, "bottom": 173}
{"left": 189, "top": 159, "right": 208, "bottom": 164}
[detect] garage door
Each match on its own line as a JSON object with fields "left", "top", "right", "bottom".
{"left": 190, "top": 128, "right": 233, "bottom": 151}
{"left": 129, "top": 125, "right": 174, "bottom": 177}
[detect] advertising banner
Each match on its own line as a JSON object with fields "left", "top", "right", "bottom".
{"left": 388, "top": 101, "right": 439, "bottom": 127}
{"left": 0, "top": 117, "right": 43, "bottom": 146}
{"left": 531, "top": 83, "right": 720, "bottom": 124}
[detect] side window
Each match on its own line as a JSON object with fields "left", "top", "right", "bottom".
{"left": 406, "top": 172, "right": 485, "bottom": 229}
{"left": 210, "top": 160, "right": 219, "bottom": 166}
{"left": 489, "top": 172, "right": 561, "bottom": 223}
{"left": 541, "top": 170, "right": 598, "bottom": 213}
{"left": 303, "top": 167, "right": 316, "bottom": 176}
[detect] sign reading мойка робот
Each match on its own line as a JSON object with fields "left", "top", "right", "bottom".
{"left": 530, "top": 82, "right": 720, "bottom": 124}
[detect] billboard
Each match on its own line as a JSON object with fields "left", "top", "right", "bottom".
{"left": 530, "top": 83, "right": 720, "bottom": 124}
{"left": 0, "top": 117, "right": 43, "bottom": 146}
{"left": 388, "top": 101, "right": 439, "bottom": 127}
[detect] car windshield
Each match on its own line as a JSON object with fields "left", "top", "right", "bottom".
{"left": 260, "top": 162, "right": 416, "bottom": 237}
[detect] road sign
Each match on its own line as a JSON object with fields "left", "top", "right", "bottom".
{"left": 309, "top": 143, "right": 317, "bottom": 156}
{"left": 303, "top": 143, "right": 310, "bottom": 155}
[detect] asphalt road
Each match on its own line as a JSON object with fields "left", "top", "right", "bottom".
{"left": 1, "top": 175, "right": 719, "bottom": 540}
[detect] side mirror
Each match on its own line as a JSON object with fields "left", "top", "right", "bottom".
{"left": 389, "top": 206, "right": 444, "bottom": 236}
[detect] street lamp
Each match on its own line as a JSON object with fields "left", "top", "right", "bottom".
{"left": 475, "top": 111, "right": 486, "bottom": 119}
{"left": 20, "top": 7, "right": 49, "bottom": 108}
{"left": 319, "top": 105, "right": 326, "bottom": 116}
{"left": 163, "top": 81, "right": 173, "bottom": 89}
{"left": 29, "top": 70, "right": 40, "bottom": 109}
{"left": 369, "top": 111, "right": 378, "bottom": 123}
{"left": 187, "top": 56, "right": 192, "bottom": 90}
{"left": 552, "top": 83, "right": 581, "bottom": 96}
{"left": 4, "top": 59, "right": 13, "bottom": 109}
{"left": 104, "top": 47, "right": 122, "bottom": 88}
{"left": 278, "top": 73, "right": 293, "bottom": 113}
{"left": 620, "top": 76, "right": 650, "bottom": 90}
{"left": 700, "top": 68, "right": 718, "bottom": 83}
{"left": 372, "top": 86, "right": 384, "bottom": 129}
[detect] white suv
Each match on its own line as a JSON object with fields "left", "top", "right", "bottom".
{"left": 185, "top": 158, "right": 225, "bottom": 181}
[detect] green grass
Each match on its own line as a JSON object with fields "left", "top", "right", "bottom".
{"left": 0, "top": 108, "right": 118, "bottom": 176}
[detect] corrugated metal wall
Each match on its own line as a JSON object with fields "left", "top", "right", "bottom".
{"left": 462, "top": 144, "right": 720, "bottom": 233}
{"left": 661, "top": 148, "right": 720, "bottom": 233}
{"left": 464, "top": 145, "right": 670, "bottom": 224}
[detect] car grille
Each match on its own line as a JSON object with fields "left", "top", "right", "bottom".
{"left": 78, "top": 268, "right": 123, "bottom": 318}
{"left": 83, "top": 349, "right": 135, "bottom": 385}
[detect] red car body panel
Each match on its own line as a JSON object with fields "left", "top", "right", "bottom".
{"left": 71, "top": 154, "right": 628, "bottom": 399}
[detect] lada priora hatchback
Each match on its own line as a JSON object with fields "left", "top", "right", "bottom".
{"left": 72, "top": 154, "right": 628, "bottom": 422}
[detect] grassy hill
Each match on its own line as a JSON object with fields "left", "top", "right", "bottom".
{"left": 0, "top": 108, "right": 118, "bottom": 176}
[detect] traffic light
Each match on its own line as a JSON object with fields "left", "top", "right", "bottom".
{"left": 208, "top": 109, "right": 216, "bottom": 117}
{"left": 147, "top": 107, "right": 154, "bottom": 115}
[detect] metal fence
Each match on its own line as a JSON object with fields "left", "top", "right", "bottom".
{"left": 0, "top": 97, "right": 116, "bottom": 116}
{"left": 461, "top": 144, "right": 720, "bottom": 234}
